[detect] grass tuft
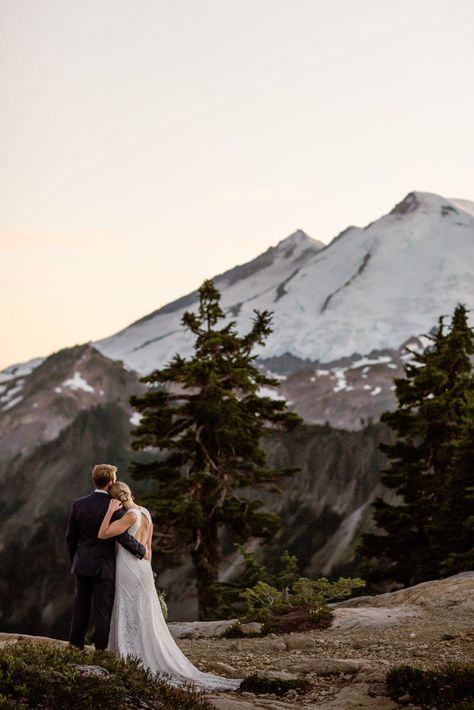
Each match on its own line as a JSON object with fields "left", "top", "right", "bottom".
{"left": 386, "top": 663, "right": 474, "bottom": 709}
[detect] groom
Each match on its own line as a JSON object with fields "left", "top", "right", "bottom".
{"left": 66, "top": 463, "right": 149, "bottom": 650}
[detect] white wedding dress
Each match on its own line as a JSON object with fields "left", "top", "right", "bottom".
{"left": 107, "top": 506, "right": 241, "bottom": 691}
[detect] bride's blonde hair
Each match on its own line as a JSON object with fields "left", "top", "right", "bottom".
{"left": 109, "top": 481, "right": 133, "bottom": 505}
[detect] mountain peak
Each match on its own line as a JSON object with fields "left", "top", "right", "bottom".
{"left": 389, "top": 190, "right": 467, "bottom": 217}
{"left": 389, "top": 191, "right": 420, "bottom": 215}
{"left": 385, "top": 191, "right": 474, "bottom": 226}
{"left": 276, "top": 229, "right": 322, "bottom": 250}
{"left": 279, "top": 228, "right": 310, "bottom": 243}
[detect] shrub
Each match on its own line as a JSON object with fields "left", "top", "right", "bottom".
{"left": 0, "top": 641, "right": 211, "bottom": 710}
{"left": 240, "top": 674, "right": 311, "bottom": 696}
{"left": 386, "top": 663, "right": 474, "bottom": 709}
{"left": 153, "top": 572, "right": 168, "bottom": 620}
{"left": 237, "top": 574, "right": 364, "bottom": 634}
{"left": 216, "top": 546, "right": 365, "bottom": 635}
{"left": 258, "top": 604, "right": 333, "bottom": 635}
{"left": 222, "top": 622, "right": 262, "bottom": 639}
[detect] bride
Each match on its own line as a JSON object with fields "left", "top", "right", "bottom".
{"left": 97, "top": 481, "right": 241, "bottom": 692}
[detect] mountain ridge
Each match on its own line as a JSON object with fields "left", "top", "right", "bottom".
{"left": 3, "top": 190, "right": 474, "bottom": 381}
{"left": 93, "top": 190, "right": 474, "bottom": 373}
{"left": 126, "top": 228, "right": 322, "bottom": 327}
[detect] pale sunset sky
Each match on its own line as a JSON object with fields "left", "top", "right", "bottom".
{"left": 1, "top": 0, "right": 474, "bottom": 368}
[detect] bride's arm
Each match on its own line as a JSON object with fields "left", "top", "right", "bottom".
{"left": 98, "top": 499, "right": 135, "bottom": 539}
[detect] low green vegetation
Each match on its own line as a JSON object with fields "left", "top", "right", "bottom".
{"left": 153, "top": 571, "right": 168, "bottom": 620}
{"left": 220, "top": 547, "right": 365, "bottom": 635}
{"left": 240, "top": 674, "right": 311, "bottom": 696}
{"left": 386, "top": 663, "right": 474, "bottom": 709}
{"left": 0, "top": 641, "right": 211, "bottom": 710}
{"left": 237, "top": 575, "right": 363, "bottom": 634}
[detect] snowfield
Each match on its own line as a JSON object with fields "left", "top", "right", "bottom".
{"left": 93, "top": 191, "right": 474, "bottom": 374}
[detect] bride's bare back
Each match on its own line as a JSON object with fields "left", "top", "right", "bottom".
{"left": 135, "top": 508, "right": 152, "bottom": 548}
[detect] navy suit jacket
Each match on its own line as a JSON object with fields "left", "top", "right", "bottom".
{"left": 66, "top": 491, "right": 146, "bottom": 579}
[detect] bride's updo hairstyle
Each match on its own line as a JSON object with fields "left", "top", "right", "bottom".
{"left": 109, "top": 481, "right": 133, "bottom": 505}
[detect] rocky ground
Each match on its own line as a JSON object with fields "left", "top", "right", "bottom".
{"left": 172, "top": 572, "right": 474, "bottom": 709}
{"left": 1, "top": 573, "right": 472, "bottom": 710}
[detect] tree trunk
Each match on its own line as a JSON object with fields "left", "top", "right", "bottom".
{"left": 191, "top": 523, "right": 220, "bottom": 619}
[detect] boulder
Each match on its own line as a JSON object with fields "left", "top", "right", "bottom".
{"left": 292, "top": 658, "right": 372, "bottom": 674}
{"left": 317, "top": 682, "right": 398, "bottom": 709}
{"left": 262, "top": 670, "right": 299, "bottom": 681}
{"left": 0, "top": 632, "right": 68, "bottom": 648}
{"left": 332, "top": 606, "right": 419, "bottom": 631}
{"left": 238, "top": 622, "right": 263, "bottom": 636}
{"left": 206, "top": 661, "right": 239, "bottom": 677}
{"left": 72, "top": 664, "right": 110, "bottom": 677}
{"left": 168, "top": 619, "right": 239, "bottom": 639}
{"left": 207, "top": 699, "right": 257, "bottom": 710}
{"left": 336, "top": 571, "right": 474, "bottom": 613}
{"left": 208, "top": 698, "right": 295, "bottom": 710}
{"left": 281, "top": 633, "right": 316, "bottom": 651}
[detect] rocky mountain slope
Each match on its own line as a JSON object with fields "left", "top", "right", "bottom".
{"left": 0, "top": 340, "right": 390, "bottom": 634}
{"left": 0, "top": 344, "right": 140, "bottom": 464}
{"left": 272, "top": 337, "right": 425, "bottom": 429}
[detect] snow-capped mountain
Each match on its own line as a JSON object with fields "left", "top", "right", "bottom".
{"left": 2, "top": 189, "right": 474, "bottom": 632}
{"left": 3, "top": 190, "right": 474, "bottom": 428}
{"left": 95, "top": 229, "right": 324, "bottom": 372}
{"left": 95, "top": 191, "right": 474, "bottom": 373}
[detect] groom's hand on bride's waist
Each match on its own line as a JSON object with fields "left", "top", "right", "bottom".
{"left": 144, "top": 544, "right": 151, "bottom": 561}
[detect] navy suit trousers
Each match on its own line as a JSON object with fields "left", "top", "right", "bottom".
{"left": 69, "top": 575, "right": 116, "bottom": 650}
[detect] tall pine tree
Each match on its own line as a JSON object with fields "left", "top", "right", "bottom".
{"left": 129, "top": 280, "right": 302, "bottom": 618}
{"left": 436, "top": 386, "right": 474, "bottom": 575}
{"left": 360, "top": 304, "right": 474, "bottom": 586}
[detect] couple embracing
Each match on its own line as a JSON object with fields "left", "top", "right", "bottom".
{"left": 66, "top": 463, "right": 240, "bottom": 691}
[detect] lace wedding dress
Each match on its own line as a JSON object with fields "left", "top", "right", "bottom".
{"left": 107, "top": 506, "right": 241, "bottom": 691}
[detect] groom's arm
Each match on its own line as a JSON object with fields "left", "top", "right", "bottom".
{"left": 66, "top": 502, "right": 79, "bottom": 563}
{"left": 116, "top": 530, "right": 147, "bottom": 559}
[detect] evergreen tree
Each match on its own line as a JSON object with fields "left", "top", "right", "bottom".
{"left": 129, "top": 280, "right": 302, "bottom": 618}
{"left": 437, "top": 392, "right": 474, "bottom": 575}
{"left": 360, "top": 304, "right": 474, "bottom": 585}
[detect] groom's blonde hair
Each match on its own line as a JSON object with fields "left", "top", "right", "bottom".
{"left": 92, "top": 463, "right": 117, "bottom": 488}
